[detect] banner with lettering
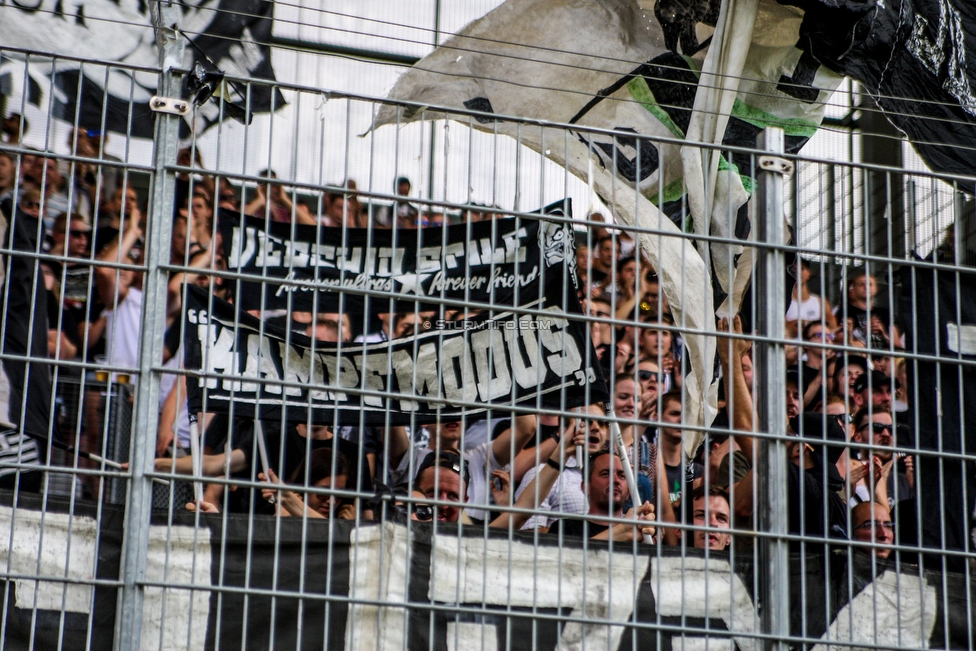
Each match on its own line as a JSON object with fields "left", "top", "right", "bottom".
{"left": 182, "top": 280, "right": 607, "bottom": 424}
{"left": 218, "top": 201, "right": 576, "bottom": 314}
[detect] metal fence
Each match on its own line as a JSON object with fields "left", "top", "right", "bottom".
{"left": 0, "top": 9, "right": 975, "bottom": 651}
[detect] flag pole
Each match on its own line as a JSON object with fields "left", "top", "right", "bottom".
{"left": 187, "top": 414, "right": 204, "bottom": 503}
{"left": 607, "top": 411, "right": 652, "bottom": 544}
{"left": 254, "top": 420, "right": 273, "bottom": 497}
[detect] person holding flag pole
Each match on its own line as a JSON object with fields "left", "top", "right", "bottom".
{"left": 606, "top": 408, "right": 654, "bottom": 544}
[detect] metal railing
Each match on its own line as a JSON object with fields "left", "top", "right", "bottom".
{"left": 0, "top": 15, "right": 974, "bottom": 651}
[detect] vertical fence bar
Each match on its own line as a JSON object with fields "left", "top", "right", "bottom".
{"left": 113, "top": 3, "right": 184, "bottom": 650}
{"left": 756, "top": 127, "right": 790, "bottom": 651}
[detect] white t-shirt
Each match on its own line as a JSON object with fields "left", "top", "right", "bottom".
{"left": 159, "top": 348, "right": 192, "bottom": 449}
{"left": 514, "top": 458, "right": 586, "bottom": 530}
{"left": 785, "top": 294, "right": 824, "bottom": 322}
{"left": 353, "top": 330, "right": 388, "bottom": 344}
{"left": 464, "top": 443, "right": 504, "bottom": 522}
{"left": 104, "top": 287, "right": 142, "bottom": 380}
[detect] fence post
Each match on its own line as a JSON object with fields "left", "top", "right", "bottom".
{"left": 756, "top": 127, "right": 790, "bottom": 651}
{"left": 113, "top": 2, "right": 184, "bottom": 649}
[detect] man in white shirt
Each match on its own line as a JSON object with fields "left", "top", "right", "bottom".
{"left": 514, "top": 404, "right": 609, "bottom": 531}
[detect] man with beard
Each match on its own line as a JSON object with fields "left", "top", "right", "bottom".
{"left": 851, "top": 370, "right": 897, "bottom": 413}
{"left": 847, "top": 408, "right": 914, "bottom": 509}
{"left": 553, "top": 450, "right": 656, "bottom": 542}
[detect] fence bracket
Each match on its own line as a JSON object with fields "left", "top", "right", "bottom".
{"left": 149, "top": 96, "right": 190, "bottom": 116}
{"left": 758, "top": 155, "right": 794, "bottom": 176}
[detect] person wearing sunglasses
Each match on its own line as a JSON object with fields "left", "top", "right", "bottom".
{"left": 851, "top": 501, "right": 894, "bottom": 560}
{"left": 636, "top": 359, "right": 664, "bottom": 422}
{"left": 383, "top": 414, "right": 537, "bottom": 526}
{"left": 847, "top": 408, "right": 914, "bottom": 509}
{"left": 16, "top": 188, "right": 42, "bottom": 219}
{"left": 48, "top": 212, "right": 91, "bottom": 259}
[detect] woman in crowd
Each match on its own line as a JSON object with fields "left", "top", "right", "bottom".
{"left": 786, "top": 258, "right": 837, "bottom": 338}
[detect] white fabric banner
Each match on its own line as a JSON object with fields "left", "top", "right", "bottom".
{"left": 373, "top": 0, "right": 843, "bottom": 448}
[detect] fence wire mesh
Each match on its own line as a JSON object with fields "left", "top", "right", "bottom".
{"left": 0, "top": 4, "right": 975, "bottom": 651}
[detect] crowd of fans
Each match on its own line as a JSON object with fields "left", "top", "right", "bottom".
{"left": 0, "top": 122, "right": 927, "bottom": 564}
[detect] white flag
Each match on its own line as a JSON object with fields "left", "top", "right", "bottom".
{"left": 374, "top": 0, "right": 843, "bottom": 449}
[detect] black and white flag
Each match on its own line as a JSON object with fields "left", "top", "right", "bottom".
{"left": 0, "top": 0, "right": 283, "bottom": 137}
{"left": 182, "top": 280, "right": 607, "bottom": 425}
{"left": 782, "top": 0, "right": 976, "bottom": 177}
{"left": 4, "top": 492, "right": 973, "bottom": 651}
{"left": 372, "top": 0, "right": 848, "bottom": 447}
{"left": 218, "top": 201, "right": 577, "bottom": 314}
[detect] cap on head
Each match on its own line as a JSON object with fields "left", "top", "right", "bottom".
{"left": 415, "top": 450, "right": 468, "bottom": 488}
{"left": 853, "top": 370, "right": 900, "bottom": 393}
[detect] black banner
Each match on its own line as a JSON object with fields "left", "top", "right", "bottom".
{"left": 218, "top": 201, "right": 577, "bottom": 313}
{"left": 902, "top": 259, "right": 976, "bottom": 568}
{"left": 1, "top": 490, "right": 974, "bottom": 651}
{"left": 0, "top": 0, "right": 283, "bottom": 138}
{"left": 182, "top": 278, "right": 606, "bottom": 424}
{"left": 783, "top": 0, "right": 976, "bottom": 177}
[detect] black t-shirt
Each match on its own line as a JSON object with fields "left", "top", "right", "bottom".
{"left": 1, "top": 208, "right": 54, "bottom": 441}
{"left": 787, "top": 461, "right": 848, "bottom": 550}
{"left": 553, "top": 518, "right": 609, "bottom": 539}
{"left": 228, "top": 421, "right": 374, "bottom": 515}
{"left": 589, "top": 268, "right": 609, "bottom": 286}
{"left": 60, "top": 263, "right": 104, "bottom": 360}
{"left": 664, "top": 461, "right": 703, "bottom": 504}
{"left": 844, "top": 305, "right": 894, "bottom": 347}
{"left": 790, "top": 363, "right": 824, "bottom": 406}
{"left": 47, "top": 290, "right": 81, "bottom": 349}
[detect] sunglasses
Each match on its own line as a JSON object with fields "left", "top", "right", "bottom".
{"left": 394, "top": 503, "right": 434, "bottom": 522}
{"left": 638, "top": 370, "right": 663, "bottom": 382}
{"left": 858, "top": 422, "right": 893, "bottom": 435}
{"left": 69, "top": 229, "right": 90, "bottom": 237}
{"left": 830, "top": 413, "right": 852, "bottom": 424}
{"left": 855, "top": 520, "right": 895, "bottom": 532}
{"left": 583, "top": 418, "right": 610, "bottom": 429}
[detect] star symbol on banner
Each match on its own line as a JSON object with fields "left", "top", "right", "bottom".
{"left": 393, "top": 272, "right": 431, "bottom": 296}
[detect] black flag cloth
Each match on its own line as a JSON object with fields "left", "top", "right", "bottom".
{"left": 218, "top": 201, "right": 576, "bottom": 315}
{"left": 782, "top": 0, "right": 976, "bottom": 177}
{"left": 0, "top": 0, "right": 283, "bottom": 137}
{"left": 901, "top": 258, "right": 976, "bottom": 569}
{"left": 182, "top": 270, "right": 607, "bottom": 425}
